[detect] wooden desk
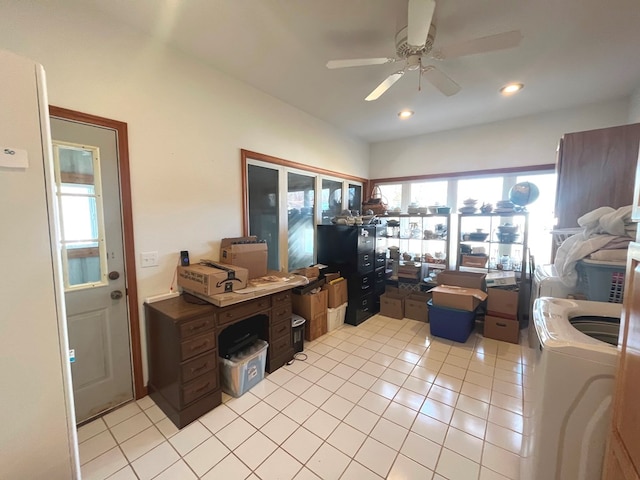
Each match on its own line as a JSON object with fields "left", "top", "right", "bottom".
{"left": 145, "top": 288, "right": 294, "bottom": 428}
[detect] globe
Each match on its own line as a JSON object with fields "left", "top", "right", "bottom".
{"left": 509, "top": 181, "right": 540, "bottom": 207}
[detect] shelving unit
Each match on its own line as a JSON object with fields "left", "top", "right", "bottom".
{"left": 380, "top": 214, "right": 453, "bottom": 281}
{"left": 456, "top": 212, "right": 529, "bottom": 278}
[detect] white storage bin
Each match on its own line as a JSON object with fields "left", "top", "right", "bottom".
{"left": 219, "top": 339, "right": 268, "bottom": 397}
{"left": 327, "top": 302, "right": 347, "bottom": 332}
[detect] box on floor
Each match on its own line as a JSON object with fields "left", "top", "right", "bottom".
{"left": 292, "top": 289, "right": 328, "bottom": 341}
{"left": 322, "top": 272, "right": 348, "bottom": 309}
{"left": 379, "top": 286, "right": 409, "bottom": 319}
{"left": 404, "top": 291, "right": 431, "bottom": 322}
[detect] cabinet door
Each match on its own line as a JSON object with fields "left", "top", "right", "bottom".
{"left": 603, "top": 242, "right": 640, "bottom": 480}
{"left": 555, "top": 123, "right": 640, "bottom": 229}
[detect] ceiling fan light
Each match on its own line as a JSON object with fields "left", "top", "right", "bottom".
{"left": 500, "top": 82, "right": 524, "bottom": 95}
{"left": 398, "top": 110, "right": 414, "bottom": 119}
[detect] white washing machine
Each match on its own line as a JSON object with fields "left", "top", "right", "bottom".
{"left": 521, "top": 297, "right": 621, "bottom": 480}
{"left": 528, "top": 264, "right": 578, "bottom": 347}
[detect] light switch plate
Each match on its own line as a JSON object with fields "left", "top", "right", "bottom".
{"left": 140, "top": 251, "right": 158, "bottom": 268}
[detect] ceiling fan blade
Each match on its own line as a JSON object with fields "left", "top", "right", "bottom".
{"left": 365, "top": 71, "right": 405, "bottom": 101}
{"left": 407, "top": 0, "right": 436, "bottom": 48}
{"left": 433, "top": 30, "right": 523, "bottom": 60}
{"left": 422, "top": 66, "right": 461, "bottom": 96}
{"left": 326, "top": 58, "right": 396, "bottom": 69}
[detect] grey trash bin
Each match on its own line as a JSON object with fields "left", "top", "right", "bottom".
{"left": 292, "top": 314, "right": 306, "bottom": 353}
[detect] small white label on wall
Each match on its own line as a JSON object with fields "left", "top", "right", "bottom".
{"left": 69, "top": 349, "right": 76, "bottom": 363}
{"left": 0, "top": 147, "right": 28, "bottom": 168}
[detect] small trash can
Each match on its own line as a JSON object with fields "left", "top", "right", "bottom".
{"left": 292, "top": 314, "right": 306, "bottom": 353}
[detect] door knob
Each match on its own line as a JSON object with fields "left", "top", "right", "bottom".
{"left": 110, "top": 290, "right": 123, "bottom": 300}
{"left": 108, "top": 271, "right": 120, "bottom": 280}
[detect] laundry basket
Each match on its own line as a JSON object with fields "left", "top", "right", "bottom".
{"left": 576, "top": 259, "right": 626, "bottom": 303}
{"left": 551, "top": 228, "right": 583, "bottom": 248}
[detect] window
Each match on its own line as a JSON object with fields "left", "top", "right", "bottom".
{"left": 53, "top": 142, "right": 108, "bottom": 290}
{"left": 243, "top": 151, "right": 365, "bottom": 272}
{"left": 373, "top": 167, "right": 557, "bottom": 265}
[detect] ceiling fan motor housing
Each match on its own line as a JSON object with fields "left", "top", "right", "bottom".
{"left": 396, "top": 23, "right": 437, "bottom": 57}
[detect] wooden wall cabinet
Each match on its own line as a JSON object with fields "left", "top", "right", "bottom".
{"left": 555, "top": 123, "right": 640, "bottom": 229}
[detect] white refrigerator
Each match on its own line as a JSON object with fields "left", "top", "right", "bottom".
{"left": 0, "top": 49, "right": 79, "bottom": 478}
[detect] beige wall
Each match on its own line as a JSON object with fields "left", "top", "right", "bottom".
{"left": 0, "top": 1, "right": 370, "bottom": 385}
{"left": 370, "top": 98, "right": 630, "bottom": 179}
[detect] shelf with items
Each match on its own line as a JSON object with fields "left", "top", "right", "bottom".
{"left": 380, "top": 213, "right": 452, "bottom": 275}
{"left": 456, "top": 212, "right": 529, "bottom": 278}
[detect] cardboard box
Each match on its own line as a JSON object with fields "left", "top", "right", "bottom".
{"left": 404, "top": 292, "right": 431, "bottom": 322}
{"left": 487, "top": 287, "right": 519, "bottom": 318}
{"left": 428, "top": 300, "right": 476, "bottom": 343}
{"left": 379, "top": 291, "right": 406, "bottom": 319}
{"left": 429, "top": 285, "right": 488, "bottom": 312}
{"left": 486, "top": 271, "right": 517, "bottom": 287}
{"left": 461, "top": 254, "right": 488, "bottom": 268}
{"left": 484, "top": 314, "right": 519, "bottom": 344}
{"left": 322, "top": 275, "right": 348, "bottom": 309}
{"left": 292, "top": 265, "right": 321, "bottom": 280}
{"left": 177, "top": 263, "right": 248, "bottom": 296}
{"left": 397, "top": 263, "right": 421, "bottom": 280}
{"left": 292, "top": 289, "right": 328, "bottom": 341}
{"left": 437, "top": 270, "right": 487, "bottom": 291}
{"left": 220, "top": 236, "right": 268, "bottom": 279}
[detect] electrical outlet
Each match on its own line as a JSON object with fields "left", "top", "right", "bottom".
{"left": 140, "top": 251, "right": 158, "bottom": 268}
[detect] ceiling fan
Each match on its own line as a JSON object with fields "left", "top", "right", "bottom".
{"left": 326, "top": 0, "right": 522, "bottom": 101}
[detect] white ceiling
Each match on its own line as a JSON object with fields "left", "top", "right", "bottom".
{"left": 81, "top": 0, "right": 640, "bottom": 142}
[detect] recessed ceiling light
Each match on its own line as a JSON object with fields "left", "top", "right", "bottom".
{"left": 398, "top": 110, "right": 414, "bottom": 119}
{"left": 500, "top": 83, "right": 524, "bottom": 95}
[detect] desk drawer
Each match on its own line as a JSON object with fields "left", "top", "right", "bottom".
{"left": 181, "top": 351, "right": 217, "bottom": 384}
{"left": 271, "top": 304, "right": 292, "bottom": 324}
{"left": 218, "top": 297, "right": 271, "bottom": 327}
{"left": 180, "top": 332, "right": 216, "bottom": 361}
{"left": 181, "top": 374, "right": 217, "bottom": 406}
{"left": 272, "top": 290, "right": 292, "bottom": 306}
{"left": 178, "top": 315, "right": 216, "bottom": 340}
{"left": 269, "top": 332, "right": 292, "bottom": 357}
{"left": 270, "top": 317, "right": 292, "bottom": 342}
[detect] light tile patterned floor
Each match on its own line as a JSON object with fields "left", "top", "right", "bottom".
{"left": 78, "top": 314, "right": 534, "bottom": 480}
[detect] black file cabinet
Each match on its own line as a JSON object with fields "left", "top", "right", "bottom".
{"left": 317, "top": 224, "right": 386, "bottom": 325}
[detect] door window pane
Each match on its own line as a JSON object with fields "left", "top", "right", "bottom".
{"left": 348, "top": 184, "right": 362, "bottom": 215}
{"left": 248, "top": 164, "right": 280, "bottom": 271}
{"left": 287, "top": 172, "right": 315, "bottom": 270}
{"left": 54, "top": 143, "right": 108, "bottom": 289}
{"left": 321, "top": 179, "right": 343, "bottom": 224}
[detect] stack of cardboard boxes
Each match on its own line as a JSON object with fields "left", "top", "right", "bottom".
{"left": 484, "top": 287, "right": 520, "bottom": 344}
{"left": 427, "top": 271, "right": 488, "bottom": 343}
{"left": 379, "top": 286, "right": 430, "bottom": 322}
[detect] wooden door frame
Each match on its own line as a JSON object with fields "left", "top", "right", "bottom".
{"left": 49, "top": 106, "right": 145, "bottom": 400}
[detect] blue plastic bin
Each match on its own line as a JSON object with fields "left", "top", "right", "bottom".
{"left": 427, "top": 300, "right": 476, "bottom": 343}
{"left": 576, "top": 259, "right": 625, "bottom": 303}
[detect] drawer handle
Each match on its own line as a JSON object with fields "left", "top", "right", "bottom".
{"left": 258, "top": 301, "right": 268, "bottom": 308}
{"left": 275, "top": 324, "right": 287, "bottom": 333}
{"left": 189, "top": 321, "right": 209, "bottom": 332}
{"left": 362, "top": 284, "right": 371, "bottom": 291}
{"left": 190, "top": 340, "right": 209, "bottom": 351}
{"left": 192, "top": 382, "right": 210, "bottom": 393}
{"left": 497, "top": 322, "right": 507, "bottom": 327}
{"left": 190, "top": 362, "right": 210, "bottom": 374}
{"left": 225, "top": 312, "right": 234, "bottom": 318}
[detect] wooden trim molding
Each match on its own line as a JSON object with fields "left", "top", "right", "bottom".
{"left": 49, "top": 106, "right": 145, "bottom": 400}
{"left": 370, "top": 163, "right": 556, "bottom": 186}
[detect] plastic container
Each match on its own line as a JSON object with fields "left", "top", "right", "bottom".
{"left": 219, "top": 339, "right": 268, "bottom": 397}
{"left": 576, "top": 259, "right": 626, "bottom": 303}
{"left": 551, "top": 228, "right": 582, "bottom": 248}
{"left": 427, "top": 300, "right": 476, "bottom": 343}
{"left": 327, "top": 302, "right": 347, "bottom": 331}
{"left": 292, "top": 315, "right": 305, "bottom": 353}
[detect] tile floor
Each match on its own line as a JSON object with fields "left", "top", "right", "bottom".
{"left": 78, "top": 314, "right": 534, "bottom": 480}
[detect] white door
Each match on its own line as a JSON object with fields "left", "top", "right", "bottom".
{"left": 50, "top": 118, "right": 133, "bottom": 423}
